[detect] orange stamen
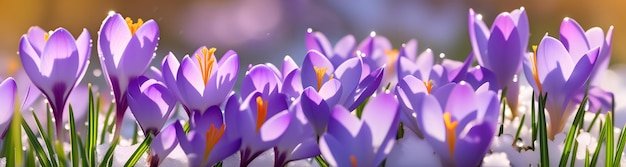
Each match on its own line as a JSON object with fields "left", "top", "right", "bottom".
{"left": 195, "top": 47, "right": 217, "bottom": 86}
{"left": 350, "top": 155, "right": 358, "bottom": 167}
{"left": 125, "top": 17, "right": 144, "bottom": 35}
{"left": 423, "top": 80, "right": 434, "bottom": 94}
{"left": 530, "top": 45, "right": 542, "bottom": 92}
{"left": 385, "top": 49, "right": 399, "bottom": 72}
{"left": 203, "top": 124, "right": 225, "bottom": 164}
{"left": 256, "top": 96, "right": 268, "bottom": 133}
{"left": 44, "top": 32, "right": 50, "bottom": 41}
{"left": 313, "top": 66, "right": 330, "bottom": 91}
{"left": 443, "top": 112, "right": 458, "bottom": 158}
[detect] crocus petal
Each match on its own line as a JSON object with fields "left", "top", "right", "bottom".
{"left": 454, "top": 122, "right": 495, "bottom": 167}
{"left": 334, "top": 57, "right": 362, "bottom": 105}
{"left": 511, "top": 7, "right": 530, "bottom": 50}
{"left": 241, "top": 65, "right": 281, "bottom": 98}
{"left": 536, "top": 36, "right": 574, "bottom": 82}
{"left": 399, "top": 39, "right": 418, "bottom": 60}
{"left": 415, "top": 49, "right": 434, "bottom": 80}
{"left": 161, "top": 53, "right": 182, "bottom": 101}
{"left": 281, "top": 69, "right": 302, "bottom": 100}
{"left": 330, "top": 34, "right": 356, "bottom": 67}
{"left": 259, "top": 110, "right": 291, "bottom": 141}
{"left": 301, "top": 87, "right": 331, "bottom": 135}
{"left": 204, "top": 51, "right": 238, "bottom": 106}
{"left": 151, "top": 122, "right": 178, "bottom": 164}
{"left": 306, "top": 31, "right": 332, "bottom": 57}
{"left": 127, "top": 76, "right": 176, "bottom": 133}
{"left": 40, "top": 28, "right": 79, "bottom": 82}
{"left": 319, "top": 134, "right": 350, "bottom": 167}
{"left": 443, "top": 84, "right": 477, "bottom": 121}
{"left": 560, "top": 17, "right": 590, "bottom": 60}
{"left": 0, "top": 78, "right": 16, "bottom": 137}
{"left": 176, "top": 57, "right": 206, "bottom": 111}
{"left": 75, "top": 28, "right": 91, "bottom": 87}
{"left": 26, "top": 26, "right": 47, "bottom": 55}
{"left": 19, "top": 36, "right": 44, "bottom": 84}
{"left": 301, "top": 50, "right": 334, "bottom": 90}
{"left": 486, "top": 20, "right": 522, "bottom": 88}
{"left": 468, "top": 8, "right": 490, "bottom": 65}
{"left": 417, "top": 95, "right": 450, "bottom": 160}
{"left": 562, "top": 48, "right": 599, "bottom": 103}
{"left": 318, "top": 79, "right": 342, "bottom": 107}
{"left": 361, "top": 93, "right": 399, "bottom": 147}
{"left": 281, "top": 55, "right": 299, "bottom": 78}
{"left": 98, "top": 13, "right": 132, "bottom": 71}
{"left": 119, "top": 20, "right": 158, "bottom": 77}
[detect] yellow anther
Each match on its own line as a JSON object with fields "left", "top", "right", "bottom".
{"left": 443, "top": 112, "right": 458, "bottom": 158}
{"left": 195, "top": 47, "right": 217, "bottom": 86}
{"left": 423, "top": 80, "right": 434, "bottom": 94}
{"left": 44, "top": 32, "right": 50, "bottom": 41}
{"left": 203, "top": 124, "right": 225, "bottom": 164}
{"left": 256, "top": 96, "right": 268, "bottom": 133}
{"left": 530, "top": 45, "right": 542, "bottom": 92}
{"left": 125, "top": 17, "right": 144, "bottom": 35}
{"left": 350, "top": 155, "right": 358, "bottom": 167}
{"left": 313, "top": 66, "right": 330, "bottom": 91}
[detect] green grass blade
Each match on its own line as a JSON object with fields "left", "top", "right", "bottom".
{"left": 55, "top": 140, "right": 67, "bottom": 166}
{"left": 21, "top": 117, "right": 52, "bottom": 167}
{"left": 69, "top": 105, "right": 81, "bottom": 167}
{"left": 559, "top": 95, "right": 587, "bottom": 166}
{"left": 100, "top": 138, "right": 119, "bottom": 167}
{"left": 570, "top": 139, "right": 579, "bottom": 167}
{"left": 513, "top": 114, "right": 526, "bottom": 147}
{"left": 538, "top": 93, "right": 550, "bottom": 166}
{"left": 614, "top": 124, "right": 626, "bottom": 165}
{"left": 26, "top": 145, "right": 36, "bottom": 167}
{"left": 100, "top": 103, "right": 115, "bottom": 144}
{"left": 32, "top": 110, "right": 59, "bottom": 167}
{"left": 7, "top": 104, "right": 24, "bottom": 167}
{"left": 605, "top": 113, "right": 614, "bottom": 167}
{"left": 315, "top": 155, "right": 329, "bottom": 167}
{"left": 87, "top": 83, "right": 98, "bottom": 166}
{"left": 132, "top": 123, "right": 139, "bottom": 145}
{"left": 587, "top": 109, "right": 601, "bottom": 132}
{"left": 531, "top": 91, "right": 537, "bottom": 149}
{"left": 355, "top": 97, "right": 370, "bottom": 118}
{"left": 590, "top": 121, "right": 605, "bottom": 167}
{"left": 46, "top": 102, "right": 53, "bottom": 142}
{"left": 585, "top": 149, "right": 590, "bottom": 167}
{"left": 498, "top": 87, "right": 508, "bottom": 136}
{"left": 124, "top": 135, "right": 153, "bottom": 167}
{"left": 77, "top": 136, "right": 89, "bottom": 167}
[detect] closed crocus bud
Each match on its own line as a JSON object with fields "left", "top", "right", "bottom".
{"left": 0, "top": 78, "right": 17, "bottom": 138}
{"left": 98, "top": 12, "right": 159, "bottom": 139}
{"left": 19, "top": 26, "right": 90, "bottom": 140}
{"left": 127, "top": 76, "right": 177, "bottom": 136}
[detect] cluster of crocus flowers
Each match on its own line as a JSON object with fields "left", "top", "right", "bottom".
{"left": 2, "top": 6, "right": 620, "bottom": 167}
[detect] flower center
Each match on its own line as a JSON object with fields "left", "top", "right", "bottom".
{"left": 195, "top": 47, "right": 217, "bottom": 86}
{"left": 385, "top": 49, "right": 399, "bottom": 73}
{"left": 125, "top": 17, "right": 144, "bottom": 35}
{"left": 350, "top": 155, "right": 358, "bottom": 167}
{"left": 313, "top": 66, "right": 333, "bottom": 91}
{"left": 44, "top": 32, "right": 50, "bottom": 41}
{"left": 423, "top": 80, "right": 434, "bottom": 94}
{"left": 443, "top": 112, "right": 458, "bottom": 158}
{"left": 256, "top": 96, "right": 268, "bottom": 133}
{"left": 203, "top": 123, "right": 225, "bottom": 164}
{"left": 530, "top": 45, "right": 542, "bottom": 92}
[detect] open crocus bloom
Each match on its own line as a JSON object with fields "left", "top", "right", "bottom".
{"left": 161, "top": 46, "right": 239, "bottom": 114}
{"left": 319, "top": 93, "right": 399, "bottom": 167}
{"left": 306, "top": 30, "right": 356, "bottom": 68}
{"left": 560, "top": 18, "right": 615, "bottom": 113}
{"left": 19, "top": 27, "right": 90, "bottom": 139}
{"left": 522, "top": 35, "right": 599, "bottom": 139}
{"left": 418, "top": 82, "right": 499, "bottom": 167}
{"left": 98, "top": 12, "right": 159, "bottom": 137}
{"left": 0, "top": 78, "right": 17, "bottom": 138}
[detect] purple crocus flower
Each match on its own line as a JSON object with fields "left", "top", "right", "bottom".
{"left": 319, "top": 93, "right": 399, "bottom": 167}
{"left": 175, "top": 101, "right": 242, "bottom": 167}
{"left": 560, "top": 18, "right": 615, "bottom": 113}
{"left": 306, "top": 30, "right": 356, "bottom": 68}
{"left": 19, "top": 27, "right": 90, "bottom": 140}
{"left": 161, "top": 47, "right": 239, "bottom": 115}
{"left": 98, "top": 13, "right": 159, "bottom": 138}
{"left": 418, "top": 82, "right": 499, "bottom": 166}
{"left": 127, "top": 76, "right": 177, "bottom": 135}
{"left": 0, "top": 78, "right": 17, "bottom": 138}
{"left": 237, "top": 64, "right": 292, "bottom": 166}
{"left": 522, "top": 35, "right": 599, "bottom": 138}
{"left": 148, "top": 122, "right": 179, "bottom": 166}
{"left": 273, "top": 99, "right": 320, "bottom": 167}
{"left": 469, "top": 7, "right": 528, "bottom": 90}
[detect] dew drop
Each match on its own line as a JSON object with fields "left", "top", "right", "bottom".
{"left": 476, "top": 14, "right": 483, "bottom": 20}
{"left": 108, "top": 10, "right": 116, "bottom": 16}
{"left": 93, "top": 69, "right": 102, "bottom": 77}
{"left": 370, "top": 31, "right": 376, "bottom": 37}
{"left": 439, "top": 53, "right": 445, "bottom": 59}
{"left": 307, "top": 28, "right": 312, "bottom": 33}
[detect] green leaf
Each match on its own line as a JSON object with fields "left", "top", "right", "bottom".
{"left": 590, "top": 121, "right": 605, "bottom": 167}
{"left": 559, "top": 95, "right": 587, "bottom": 166}
{"left": 100, "top": 103, "right": 115, "bottom": 144}
{"left": 531, "top": 91, "right": 537, "bottom": 149}
{"left": 570, "top": 139, "right": 579, "bottom": 167}
{"left": 132, "top": 123, "right": 139, "bottom": 145}
{"left": 356, "top": 97, "right": 370, "bottom": 118}
{"left": 585, "top": 149, "right": 590, "bottom": 167}
{"left": 7, "top": 103, "right": 24, "bottom": 167}
{"left": 69, "top": 105, "right": 81, "bottom": 167}
{"left": 77, "top": 137, "right": 89, "bottom": 167}
{"left": 498, "top": 87, "right": 508, "bottom": 136}
{"left": 26, "top": 145, "right": 36, "bottom": 167}
{"left": 86, "top": 83, "right": 98, "bottom": 167}
{"left": 315, "top": 155, "right": 329, "bottom": 167}
{"left": 55, "top": 140, "right": 68, "bottom": 167}
{"left": 100, "top": 138, "right": 119, "bottom": 167}
{"left": 21, "top": 117, "right": 52, "bottom": 167}
{"left": 587, "top": 109, "right": 601, "bottom": 132}
{"left": 32, "top": 110, "right": 59, "bottom": 167}
{"left": 614, "top": 124, "right": 626, "bottom": 165}
{"left": 513, "top": 114, "right": 526, "bottom": 147}
{"left": 605, "top": 113, "right": 614, "bottom": 167}
{"left": 124, "top": 135, "right": 153, "bottom": 167}
{"left": 538, "top": 93, "right": 550, "bottom": 166}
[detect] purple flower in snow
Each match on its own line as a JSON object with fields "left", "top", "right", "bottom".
{"left": 0, "top": 78, "right": 17, "bottom": 138}
{"left": 319, "top": 93, "right": 399, "bottom": 167}
{"left": 148, "top": 122, "right": 178, "bottom": 166}
{"left": 522, "top": 35, "right": 599, "bottom": 139}
{"left": 559, "top": 18, "right": 615, "bottom": 113}
{"left": 161, "top": 47, "right": 239, "bottom": 115}
{"left": 469, "top": 7, "right": 529, "bottom": 90}
{"left": 127, "top": 76, "right": 177, "bottom": 135}
{"left": 273, "top": 99, "right": 320, "bottom": 167}
{"left": 19, "top": 27, "right": 90, "bottom": 140}
{"left": 98, "top": 13, "right": 159, "bottom": 138}
{"left": 418, "top": 82, "right": 499, "bottom": 166}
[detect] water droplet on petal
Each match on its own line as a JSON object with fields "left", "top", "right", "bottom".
{"left": 370, "top": 31, "right": 376, "bottom": 37}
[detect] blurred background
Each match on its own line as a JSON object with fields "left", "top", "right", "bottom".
{"left": 0, "top": 0, "right": 622, "bottom": 88}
